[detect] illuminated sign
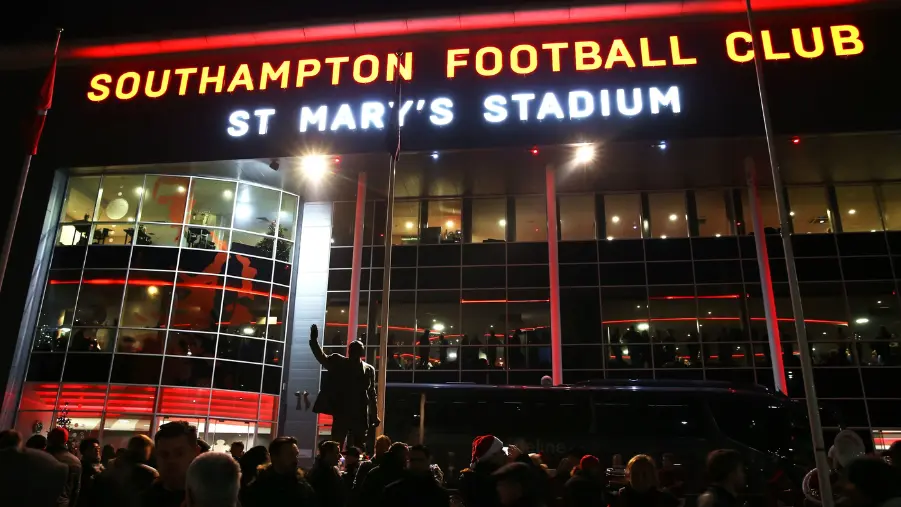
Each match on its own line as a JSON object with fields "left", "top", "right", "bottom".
{"left": 84, "top": 25, "right": 864, "bottom": 103}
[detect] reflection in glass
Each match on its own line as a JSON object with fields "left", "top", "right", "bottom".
{"left": 188, "top": 179, "right": 236, "bottom": 228}
{"left": 183, "top": 226, "right": 229, "bottom": 251}
{"left": 120, "top": 271, "right": 175, "bottom": 329}
{"left": 91, "top": 224, "right": 133, "bottom": 246}
{"left": 471, "top": 199, "right": 506, "bottom": 243}
{"left": 220, "top": 279, "right": 271, "bottom": 338}
{"left": 139, "top": 176, "right": 189, "bottom": 223}
{"left": 605, "top": 194, "right": 641, "bottom": 239}
{"left": 278, "top": 193, "right": 299, "bottom": 241}
{"left": 391, "top": 201, "right": 420, "bottom": 245}
{"left": 135, "top": 224, "right": 182, "bottom": 247}
{"left": 60, "top": 177, "right": 101, "bottom": 223}
{"left": 649, "top": 286, "right": 700, "bottom": 368}
{"left": 162, "top": 357, "right": 213, "bottom": 388}
{"left": 231, "top": 231, "right": 272, "bottom": 259}
{"left": 741, "top": 188, "right": 781, "bottom": 234}
{"left": 836, "top": 185, "right": 881, "bottom": 232}
{"left": 96, "top": 175, "right": 145, "bottom": 223}
{"left": 170, "top": 274, "right": 224, "bottom": 332}
{"left": 166, "top": 331, "right": 216, "bottom": 357}
{"left": 602, "top": 287, "right": 650, "bottom": 368}
{"left": 233, "top": 183, "right": 280, "bottom": 236}
{"left": 426, "top": 200, "right": 462, "bottom": 244}
{"left": 116, "top": 329, "right": 165, "bottom": 354}
{"left": 560, "top": 195, "right": 595, "bottom": 241}
{"left": 267, "top": 285, "right": 289, "bottom": 341}
{"left": 695, "top": 190, "right": 731, "bottom": 237}
{"left": 75, "top": 270, "right": 125, "bottom": 327}
{"left": 649, "top": 192, "right": 687, "bottom": 238}
{"left": 57, "top": 224, "right": 91, "bottom": 246}
{"left": 67, "top": 328, "right": 116, "bottom": 352}
{"left": 515, "top": 196, "right": 546, "bottom": 242}
{"left": 788, "top": 187, "right": 831, "bottom": 234}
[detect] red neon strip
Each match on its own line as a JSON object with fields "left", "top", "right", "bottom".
{"left": 461, "top": 299, "right": 550, "bottom": 304}
{"left": 49, "top": 278, "right": 286, "bottom": 300}
{"left": 602, "top": 317, "right": 849, "bottom": 326}
{"left": 648, "top": 295, "right": 740, "bottom": 300}
{"left": 65, "top": 0, "right": 864, "bottom": 59}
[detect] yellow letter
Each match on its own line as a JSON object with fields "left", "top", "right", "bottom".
{"left": 227, "top": 64, "right": 255, "bottom": 92}
{"left": 447, "top": 49, "right": 469, "bottom": 78}
{"left": 791, "top": 28, "right": 824, "bottom": 59}
{"left": 639, "top": 38, "right": 666, "bottom": 67}
{"left": 199, "top": 66, "right": 225, "bottom": 94}
{"left": 353, "top": 55, "right": 380, "bottom": 84}
{"left": 296, "top": 59, "right": 321, "bottom": 87}
{"left": 87, "top": 73, "right": 112, "bottom": 102}
{"left": 541, "top": 42, "right": 568, "bottom": 72}
{"left": 761, "top": 30, "right": 790, "bottom": 60}
{"left": 831, "top": 25, "right": 864, "bottom": 56}
{"left": 605, "top": 39, "right": 636, "bottom": 69}
{"left": 387, "top": 52, "right": 413, "bottom": 82}
{"left": 144, "top": 70, "right": 170, "bottom": 98}
{"left": 475, "top": 47, "right": 503, "bottom": 77}
{"left": 174, "top": 68, "right": 197, "bottom": 95}
{"left": 261, "top": 61, "right": 289, "bottom": 90}
{"left": 115, "top": 72, "right": 141, "bottom": 100}
{"left": 574, "top": 41, "right": 602, "bottom": 71}
{"left": 324, "top": 56, "right": 350, "bottom": 85}
{"left": 726, "top": 32, "right": 754, "bottom": 63}
{"left": 670, "top": 36, "right": 697, "bottom": 65}
{"left": 510, "top": 44, "right": 538, "bottom": 75}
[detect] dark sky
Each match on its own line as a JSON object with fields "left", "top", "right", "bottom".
{"left": 2, "top": 0, "right": 606, "bottom": 45}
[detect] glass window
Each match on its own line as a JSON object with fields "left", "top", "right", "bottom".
{"left": 170, "top": 274, "right": 224, "bottom": 332}
{"left": 835, "top": 185, "right": 881, "bottom": 232}
{"left": 880, "top": 183, "right": 901, "bottom": 231}
{"left": 278, "top": 193, "right": 299, "bottom": 241}
{"left": 120, "top": 271, "right": 175, "bottom": 329}
{"left": 560, "top": 195, "right": 595, "bottom": 241}
{"left": 231, "top": 231, "right": 271, "bottom": 259}
{"left": 91, "top": 223, "right": 133, "bottom": 246}
{"left": 187, "top": 179, "right": 236, "bottom": 228}
{"left": 166, "top": 331, "right": 216, "bottom": 358}
{"left": 96, "top": 175, "right": 145, "bottom": 223}
{"left": 220, "top": 279, "right": 271, "bottom": 338}
{"left": 68, "top": 328, "right": 116, "bottom": 352}
{"left": 391, "top": 201, "right": 420, "bottom": 245}
{"left": 649, "top": 192, "right": 687, "bottom": 238}
{"left": 331, "top": 202, "right": 355, "bottom": 246}
{"left": 601, "top": 287, "right": 650, "bottom": 369}
{"left": 472, "top": 199, "right": 506, "bottom": 243}
{"left": 60, "top": 177, "right": 101, "bottom": 223}
{"left": 414, "top": 291, "right": 459, "bottom": 371}
{"left": 183, "top": 226, "right": 229, "bottom": 251}
{"left": 136, "top": 224, "right": 182, "bottom": 247}
{"left": 515, "top": 196, "right": 546, "bottom": 242}
{"left": 604, "top": 194, "right": 641, "bottom": 240}
{"left": 695, "top": 190, "right": 732, "bottom": 237}
{"left": 233, "top": 183, "right": 280, "bottom": 236}
{"left": 426, "top": 200, "right": 462, "bottom": 244}
{"left": 116, "top": 329, "right": 165, "bottom": 354}
{"left": 788, "top": 187, "right": 831, "bottom": 234}
{"left": 75, "top": 270, "right": 125, "bottom": 327}
{"left": 742, "top": 187, "right": 782, "bottom": 234}
{"left": 139, "top": 176, "right": 189, "bottom": 223}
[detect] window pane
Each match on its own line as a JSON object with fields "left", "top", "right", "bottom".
{"left": 170, "top": 274, "right": 224, "bottom": 332}
{"left": 75, "top": 270, "right": 125, "bottom": 327}
{"left": 278, "top": 193, "right": 299, "bottom": 241}
{"left": 116, "top": 329, "right": 165, "bottom": 354}
{"left": 425, "top": 200, "right": 462, "bottom": 244}
{"left": 331, "top": 202, "right": 355, "bottom": 246}
{"left": 472, "top": 199, "right": 506, "bottom": 243}
{"left": 97, "top": 175, "right": 145, "bottom": 223}
{"left": 188, "top": 179, "right": 236, "bottom": 228}
{"left": 742, "top": 188, "right": 782, "bottom": 233}
{"left": 605, "top": 194, "right": 641, "bottom": 239}
{"left": 234, "top": 183, "right": 280, "bottom": 236}
{"left": 788, "top": 187, "right": 831, "bottom": 234}
{"left": 136, "top": 224, "right": 182, "bottom": 247}
{"left": 220, "top": 279, "right": 271, "bottom": 338}
{"left": 120, "top": 271, "right": 175, "bottom": 329}
{"left": 91, "top": 223, "right": 133, "bottom": 246}
{"left": 696, "top": 190, "right": 731, "bottom": 237}
{"left": 835, "top": 186, "right": 881, "bottom": 232}
{"left": 880, "top": 183, "right": 901, "bottom": 231}
{"left": 139, "top": 176, "right": 189, "bottom": 223}
{"left": 69, "top": 328, "right": 116, "bottom": 352}
{"left": 560, "top": 195, "right": 595, "bottom": 241}
{"left": 392, "top": 201, "right": 420, "bottom": 245}
{"left": 60, "top": 176, "right": 101, "bottom": 223}
{"left": 231, "top": 231, "right": 271, "bottom": 259}
{"left": 183, "top": 226, "right": 229, "bottom": 251}
{"left": 515, "top": 196, "right": 546, "bottom": 242}
{"left": 649, "top": 192, "right": 687, "bottom": 238}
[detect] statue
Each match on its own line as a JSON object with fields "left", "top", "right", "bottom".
{"left": 309, "top": 324, "right": 379, "bottom": 450}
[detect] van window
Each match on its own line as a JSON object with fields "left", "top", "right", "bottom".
{"left": 708, "top": 395, "right": 794, "bottom": 456}
{"left": 592, "top": 391, "right": 705, "bottom": 438}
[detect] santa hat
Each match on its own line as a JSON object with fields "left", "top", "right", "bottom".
{"left": 471, "top": 435, "right": 504, "bottom": 466}
{"left": 579, "top": 455, "right": 601, "bottom": 471}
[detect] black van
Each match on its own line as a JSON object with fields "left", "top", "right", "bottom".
{"left": 383, "top": 379, "right": 813, "bottom": 504}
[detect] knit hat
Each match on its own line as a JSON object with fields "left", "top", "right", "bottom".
{"left": 580, "top": 455, "right": 600, "bottom": 471}
{"left": 471, "top": 435, "right": 505, "bottom": 466}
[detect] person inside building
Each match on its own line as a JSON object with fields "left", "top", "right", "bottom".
{"left": 698, "top": 450, "right": 746, "bottom": 507}
{"left": 460, "top": 435, "right": 509, "bottom": 507}
{"left": 186, "top": 452, "right": 241, "bottom": 507}
{"left": 307, "top": 440, "right": 346, "bottom": 507}
{"left": 240, "top": 436, "right": 316, "bottom": 507}
{"left": 46, "top": 427, "right": 82, "bottom": 507}
{"left": 141, "top": 421, "right": 201, "bottom": 507}
{"left": 383, "top": 444, "right": 450, "bottom": 507}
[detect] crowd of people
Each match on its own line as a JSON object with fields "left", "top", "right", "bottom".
{"left": 1, "top": 420, "right": 900, "bottom": 507}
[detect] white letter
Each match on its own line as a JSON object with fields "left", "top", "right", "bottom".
{"left": 600, "top": 90, "right": 611, "bottom": 117}
{"left": 227, "top": 110, "right": 250, "bottom": 137}
{"left": 617, "top": 88, "right": 642, "bottom": 116}
{"left": 389, "top": 100, "right": 416, "bottom": 127}
{"left": 253, "top": 108, "right": 276, "bottom": 135}
{"left": 483, "top": 94, "right": 508, "bottom": 123}
{"left": 429, "top": 97, "right": 454, "bottom": 126}
{"left": 536, "top": 92, "right": 564, "bottom": 121}
{"left": 299, "top": 105, "right": 328, "bottom": 132}
{"left": 360, "top": 101, "right": 385, "bottom": 129}
{"left": 649, "top": 86, "right": 681, "bottom": 114}
{"left": 568, "top": 91, "right": 594, "bottom": 119}
{"left": 510, "top": 93, "right": 536, "bottom": 121}
{"left": 330, "top": 103, "right": 357, "bottom": 131}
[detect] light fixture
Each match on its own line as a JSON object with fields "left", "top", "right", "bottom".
{"left": 177, "top": 186, "right": 186, "bottom": 193}
{"left": 669, "top": 214, "right": 678, "bottom": 221}
{"left": 848, "top": 209, "right": 856, "bottom": 215}
{"left": 607, "top": 236, "right": 614, "bottom": 241}
{"left": 433, "top": 323, "right": 445, "bottom": 332}
{"left": 223, "top": 189, "right": 233, "bottom": 199}
{"left": 789, "top": 211, "right": 795, "bottom": 216}
{"left": 242, "top": 326, "right": 255, "bottom": 335}
{"left": 791, "top": 136, "right": 801, "bottom": 145}
{"left": 877, "top": 300, "right": 882, "bottom": 304}
{"left": 611, "top": 215, "right": 620, "bottom": 223}
{"left": 871, "top": 229, "right": 877, "bottom": 232}
{"left": 430, "top": 151, "right": 439, "bottom": 160}
{"left": 715, "top": 233, "right": 722, "bottom": 237}
{"left": 133, "top": 187, "right": 144, "bottom": 196}
{"left": 498, "top": 219, "right": 507, "bottom": 227}
{"left": 661, "top": 235, "right": 667, "bottom": 239}
{"left": 574, "top": 144, "right": 595, "bottom": 164}
{"left": 300, "top": 155, "right": 329, "bottom": 180}
{"left": 147, "top": 286, "right": 159, "bottom": 296}
{"left": 530, "top": 147, "right": 539, "bottom": 155}
{"left": 405, "top": 221, "right": 413, "bottom": 230}
{"left": 656, "top": 140, "right": 667, "bottom": 150}
{"left": 340, "top": 309, "right": 345, "bottom": 313}
{"left": 855, "top": 317, "right": 869, "bottom": 324}
{"left": 446, "top": 220, "right": 455, "bottom": 228}
{"left": 636, "top": 323, "right": 650, "bottom": 331}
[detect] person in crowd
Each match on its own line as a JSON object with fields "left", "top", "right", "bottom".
{"left": 101, "top": 444, "right": 116, "bottom": 467}
{"left": 551, "top": 456, "right": 576, "bottom": 504}
{"left": 78, "top": 437, "right": 104, "bottom": 507}
{"left": 141, "top": 421, "right": 201, "bottom": 507}
{"left": 842, "top": 457, "right": 901, "bottom": 507}
{"left": 240, "top": 436, "right": 316, "bottom": 507}
{"left": 229, "top": 441, "right": 245, "bottom": 461}
{"left": 185, "top": 452, "right": 241, "bottom": 507}
{"left": 343, "top": 446, "right": 363, "bottom": 492}
{"left": 888, "top": 441, "right": 901, "bottom": 469}
{"left": 0, "top": 429, "right": 22, "bottom": 449}
{"left": 25, "top": 433, "right": 47, "bottom": 450}
{"left": 0, "top": 432, "right": 68, "bottom": 507}
{"left": 617, "top": 455, "right": 678, "bottom": 507}
{"left": 658, "top": 453, "right": 684, "bottom": 498}
{"left": 238, "top": 445, "right": 270, "bottom": 489}
{"left": 308, "top": 440, "right": 346, "bottom": 507}
{"left": 698, "top": 450, "right": 745, "bottom": 507}
{"left": 383, "top": 444, "right": 450, "bottom": 507}
{"left": 460, "top": 435, "right": 509, "bottom": 507}
{"left": 359, "top": 442, "right": 410, "bottom": 507}
{"left": 355, "top": 434, "right": 391, "bottom": 490}
{"left": 804, "top": 430, "right": 868, "bottom": 505}
{"left": 46, "top": 427, "right": 82, "bottom": 507}
{"left": 310, "top": 324, "right": 379, "bottom": 450}
{"left": 95, "top": 434, "right": 158, "bottom": 507}
{"left": 507, "top": 445, "right": 551, "bottom": 503}
{"left": 198, "top": 438, "right": 211, "bottom": 453}
{"left": 494, "top": 461, "right": 547, "bottom": 507}
{"left": 564, "top": 455, "right": 607, "bottom": 507}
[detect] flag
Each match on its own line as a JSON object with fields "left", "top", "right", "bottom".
{"left": 29, "top": 30, "right": 62, "bottom": 156}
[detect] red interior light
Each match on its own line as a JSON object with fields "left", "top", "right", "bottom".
{"left": 791, "top": 137, "right": 801, "bottom": 144}
{"left": 530, "top": 147, "right": 539, "bottom": 155}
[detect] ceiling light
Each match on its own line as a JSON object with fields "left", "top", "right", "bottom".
{"left": 607, "top": 236, "right": 614, "bottom": 241}
{"left": 611, "top": 215, "right": 620, "bottom": 223}
{"left": 669, "top": 214, "right": 678, "bottom": 221}
{"left": 661, "top": 235, "right": 667, "bottom": 239}
{"left": 223, "top": 189, "right": 233, "bottom": 199}
{"left": 446, "top": 220, "right": 455, "bottom": 228}
{"left": 789, "top": 211, "right": 795, "bottom": 216}
{"left": 176, "top": 186, "right": 186, "bottom": 193}
{"left": 498, "top": 219, "right": 507, "bottom": 227}
{"left": 405, "top": 221, "right": 413, "bottom": 230}
{"left": 855, "top": 317, "right": 869, "bottom": 324}
{"left": 715, "top": 233, "right": 721, "bottom": 237}
{"left": 848, "top": 209, "right": 856, "bottom": 215}
{"left": 574, "top": 144, "right": 595, "bottom": 164}
{"left": 430, "top": 152, "right": 439, "bottom": 160}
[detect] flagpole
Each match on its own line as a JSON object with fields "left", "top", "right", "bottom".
{"left": 0, "top": 29, "right": 62, "bottom": 296}
{"left": 375, "top": 52, "right": 403, "bottom": 437}
{"left": 743, "top": 3, "right": 833, "bottom": 505}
